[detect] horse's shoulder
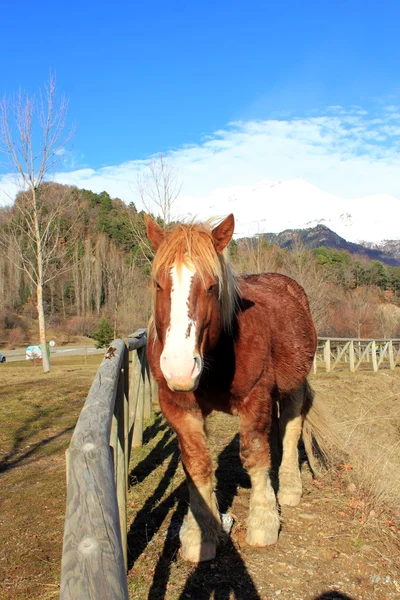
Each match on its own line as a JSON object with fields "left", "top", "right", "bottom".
{"left": 235, "top": 271, "right": 316, "bottom": 347}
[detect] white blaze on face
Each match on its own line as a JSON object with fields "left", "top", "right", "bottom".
{"left": 160, "top": 262, "right": 201, "bottom": 389}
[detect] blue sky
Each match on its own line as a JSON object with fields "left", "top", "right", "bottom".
{"left": 2, "top": 0, "right": 400, "bottom": 167}
{"left": 1, "top": 1, "right": 400, "bottom": 241}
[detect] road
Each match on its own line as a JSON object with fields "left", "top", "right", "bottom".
{"left": 2, "top": 345, "right": 105, "bottom": 363}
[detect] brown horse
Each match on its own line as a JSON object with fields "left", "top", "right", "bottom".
{"left": 145, "top": 213, "right": 317, "bottom": 563}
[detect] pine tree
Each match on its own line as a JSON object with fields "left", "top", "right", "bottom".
{"left": 92, "top": 318, "right": 114, "bottom": 348}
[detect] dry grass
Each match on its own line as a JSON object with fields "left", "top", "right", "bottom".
{"left": 0, "top": 355, "right": 102, "bottom": 600}
{"left": 310, "top": 370, "right": 400, "bottom": 518}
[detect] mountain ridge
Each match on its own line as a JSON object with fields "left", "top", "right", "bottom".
{"left": 238, "top": 223, "right": 400, "bottom": 266}
{"left": 179, "top": 178, "right": 400, "bottom": 245}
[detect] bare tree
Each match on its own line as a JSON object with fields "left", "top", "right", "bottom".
{"left": 334, "top": 288, "right": 378, "bottom": 338}
{"left": 283, "top": 236, "right": 332, "bottom": 334}
{"left": 378, "top": 304, "right": 400, "bottom": 339}
{"left": 126, "top": 154, "right": 182, "bottom": 267}
{"left": 126, "top": 206, "right": 156, "bottom": 269}
{"left": 232, "top": 235, "right": 284, "bottom": 274}
{"left": 137, "top": 153, "right": 182, "bottom": 226}
{"left": 0, "top": 75, "right": 74, "bottom": 372}
{"left": 104, "top": 244, "right": 130, "bottom": 339}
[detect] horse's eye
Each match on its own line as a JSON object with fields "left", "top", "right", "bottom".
{"left": 155, "top": 281, "right": 162, "bottom": 291}
{"left": 208, "top": 283, "right": 217, "bottom": 293}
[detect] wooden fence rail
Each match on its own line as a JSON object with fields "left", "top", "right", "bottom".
{"left": 60, "top": 329, "right": 155, "bottom": 600}
{"left": 314, "top": 337, "right": 400, "bottom": 373}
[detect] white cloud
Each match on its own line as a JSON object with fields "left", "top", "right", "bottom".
{"left": 1, "top": 105, "right": 400, "bottom": 243}
{"left": 0, "top": 174, "right": 22, "bottom": 204}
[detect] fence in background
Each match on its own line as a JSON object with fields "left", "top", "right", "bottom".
{"left": 314, "top": 337, "right": 400, "bottom": 373}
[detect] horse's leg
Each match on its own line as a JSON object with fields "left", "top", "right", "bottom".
{"left": 160, "top": 398, "right": 221, "bottom": 562}
{"left": 278, "top": 382, "right": 304, "bottom": 506}
{"left": 239, "top": 386, "right": 280, "bottom": 547}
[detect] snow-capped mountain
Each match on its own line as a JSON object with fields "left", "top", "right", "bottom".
{"left": 177, "top": 178, "right": 400, "bottom": 245}
{"left": 239, "top": 224, "right": 400, "bottom": 266}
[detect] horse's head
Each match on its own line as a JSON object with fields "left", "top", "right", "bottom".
{"left": 145, "top": 214, "right": 236, "bottom": 392}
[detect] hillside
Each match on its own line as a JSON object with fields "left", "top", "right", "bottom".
{"left": 240, "top": 224, "right": 400, "bottom": 266}
{"left": 1, "top": 182, "right": 400, "bottom": 347}
{"left": 369, "top": 239, "right": 400, "bottom": 262}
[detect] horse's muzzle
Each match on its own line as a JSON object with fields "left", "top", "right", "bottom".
{"left": 161, "top": 353, "right": 202, "bottom": 392}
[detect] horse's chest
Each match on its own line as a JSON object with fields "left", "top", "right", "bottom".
{"left": 200, "top": 333, "right": 271, "bottom": 407}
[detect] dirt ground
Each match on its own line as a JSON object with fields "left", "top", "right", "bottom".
{"left": 126, "top": 409, "right": 400, "bottom": 600}
{"left": 0, "top": 365, "right": 399, "bottom": 599}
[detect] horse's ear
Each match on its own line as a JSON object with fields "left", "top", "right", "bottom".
{"left": 144, "top": 214, "right": 165, "bottom": 251}
{"left": 212, "top": 214, "right": 235, "bottom": 253}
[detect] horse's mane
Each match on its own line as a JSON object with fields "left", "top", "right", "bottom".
{"left": 152, "top": 219, "right": 239, "bottom": 330}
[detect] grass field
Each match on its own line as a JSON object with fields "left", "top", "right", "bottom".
{"left": 0, "top": 360, "right": 399, "bottom": 599}
{"left": 0, "top": 356, "right": 102, "bottom": 600}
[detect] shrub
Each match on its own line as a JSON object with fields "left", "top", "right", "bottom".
{"left": 7, "top": 326, "right": 27, "bottom": 349}
{"left": 91, "top": 318, "right": 114, "bottom": 348}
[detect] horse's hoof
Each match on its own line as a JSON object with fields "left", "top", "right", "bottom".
{"left": 278, "top": 471, "right": 302, "bottom": 507}
{"left": 246, "top": 510, "right": 280, "bottom": 546}
{"left": 278, "top": 492, "right": 301, "bottom": 506}
{"left": 180, "top": 541, "right": 216, "bottom": 563}
{"left": 179, "top": 517, "right": 218, "bottom": 562}
{"left": 246, "top": 526, "right": 279, "bottom": 546}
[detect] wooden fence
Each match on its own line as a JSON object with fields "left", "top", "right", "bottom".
{"left": 60, "top": 333, "right": 400, "bottom": 598}
{"left": 314, "top": 337, "right": 400, "bottom": 373}
{"left": 60, "top": 329, "right": 155, "bottom": 600}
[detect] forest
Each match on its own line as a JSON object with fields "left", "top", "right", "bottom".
{"left": 0, "top": 182, "right": 400, "bottom": 348}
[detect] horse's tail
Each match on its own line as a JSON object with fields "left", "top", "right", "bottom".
{"left": 302, "top": 380, "right": 345, "bottom": 474}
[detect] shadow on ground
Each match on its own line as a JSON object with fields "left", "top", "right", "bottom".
{"left": 128, "top": 424, "right": 261, "bottom": 599}
{"left": 0, "top": 401, "right": 76, "bottom": 473}
{"left": 127, "top": 418, "right": 358, "bottom": 600}
{"left": 314, "top": 593, "right": 355, "bottom": 600}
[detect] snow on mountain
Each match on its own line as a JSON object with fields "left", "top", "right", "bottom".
{"left": 176, "top": 179, "right": 400, "bottom": 244}
{"left": 333, "top": 194, "right": 400, "bottom": 244}
{"left": 1, "top": 172, "right": 398, "bottom": 245}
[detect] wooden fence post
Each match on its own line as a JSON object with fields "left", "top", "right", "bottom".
{"left": 132, "top": 347, "right": 145, "bottom": 448}
{"left": 349, "top": 340, "right": 355, "bottom": 373}
{"left": 111, "top": 368, "right": 128, "bottom": 569}
{"left": 371, "top": 340, "right": 378, "bottom": 372}
{"left": 395, "top": 343, "right": 400, "bottom": 367}
{"left": 142, "top": 350, "right": 152, "bottom": 420}
{"left": 129, "top": 350, "right": 141, "bottom": 437}
{"left": 151, "top": 376, "right": 159, "bottom": 406}
{"left": 324, "top": 339, "right": 331, "bottom": 373}
{"left": 389, "top": 340, "right": 395, "bottom": 370}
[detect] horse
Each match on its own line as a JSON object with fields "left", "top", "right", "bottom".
{"left": 145, "top": 213, "right": 317, "bottom": 563}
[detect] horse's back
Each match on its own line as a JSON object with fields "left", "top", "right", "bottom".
{"left": 236, "top": 273, "right": 317, "bottom": 393}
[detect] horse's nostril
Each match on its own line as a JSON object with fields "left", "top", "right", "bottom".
{"left": 194, "top": 354, "right": 202, "bottom": 371}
